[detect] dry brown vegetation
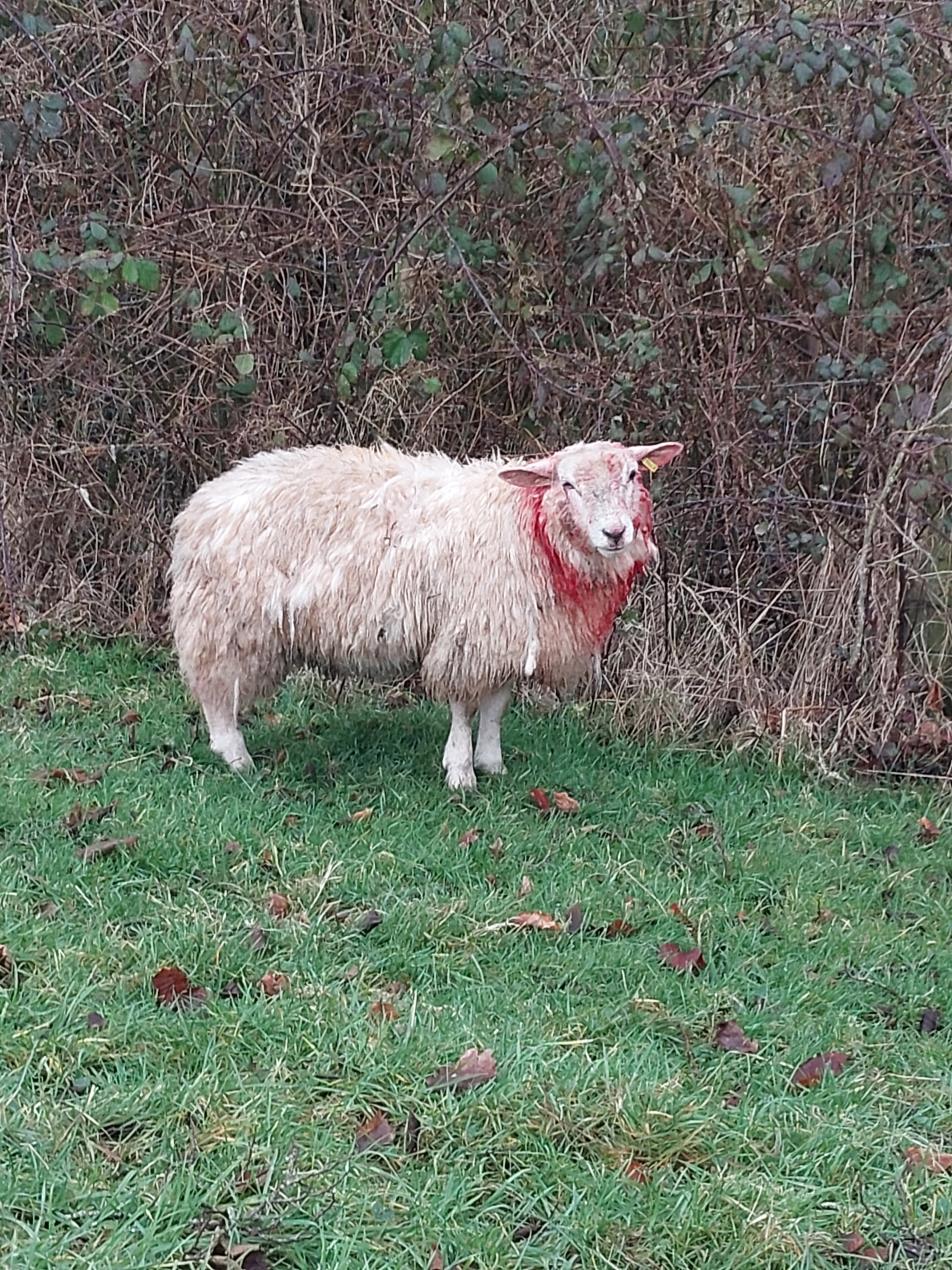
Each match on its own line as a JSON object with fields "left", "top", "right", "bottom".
{"left": 2, "top": 1, "right": 950, "bottom": 771}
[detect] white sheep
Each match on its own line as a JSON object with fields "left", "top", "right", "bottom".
{"left": 168, "top": 438, "right": 682, "bottom": 789}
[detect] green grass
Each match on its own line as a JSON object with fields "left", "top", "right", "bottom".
{"left": 1, "top": 640, "right": 951, "bottom": 1269}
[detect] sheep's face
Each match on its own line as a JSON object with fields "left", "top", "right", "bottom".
{"left": 500, "top": 440, "right": 683, "bottom": 560}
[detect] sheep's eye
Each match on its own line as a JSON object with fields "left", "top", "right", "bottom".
{"left": 628, "top": 469, "right": 640, "bottom": 482}
{"left": 562, "top": 480, "right": 576, "bottom": 492}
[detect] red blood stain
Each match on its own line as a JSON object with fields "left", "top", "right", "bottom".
{"left": 526, "top": 490, "right": 648, "bottom": 646}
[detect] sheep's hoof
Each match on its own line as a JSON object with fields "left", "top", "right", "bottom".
{"left": 445, "top": 766, "right": 477, "bottom": 792}
{"left": 474, "top": 757, "right": 507, "bottom": 776}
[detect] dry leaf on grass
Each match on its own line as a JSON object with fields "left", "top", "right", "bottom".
{"left": 266, "top": 892, "right": 291, "bottom": 919}
{"left": 355, "top": 908, "right": 383, "bottom": 933}
{"left": 517, "top": 874, "right": 533, "bottom": 897}
{"left": 624, "top": 1159, "right": 651, "bottom": 1183}
{"left": 552, "top": 791, "right": 580, "bottom": 813}
{"left": 509, "top": 911, "right": 561, "bottom": 931}
{"left": 75, "top": 835, "right": 138, "bottom": 862}
{"left": 919, "top": 1007, "right": 941, "bottom": 1034}
{"left": 659, "top": 941, "right": 705, "bottom": 972}
{"left": 839, "top": 1231, "right": 891, "bottom": 1261}
{"left": 0, "top": 945, "right": 14, "bottom": 989}
{"left": 904, "top": 1145, "right": 952, "bottom": 1173}
{"left": 714, "top": 1021, "right": 759, "bottom": 1053}
{"left": 152, "top": 966, "right": 208, "bottom": 1009}
{"left": 426, "top": 1047, "right": 497, "bottom": 1093}
{"left": 370, "top": 1000, "right": 398, "bottom": 1022}
{"left": 86, "top": 1011, "right": 107, "bottom": 1030}
{"left": 458, "top": 828, "right": 480, "bottom": 847}
{"left": 791, "top": 1050, "right": 850, "bottom": 1088}
{"left": 64, "top": 801, "right": 115, "bottom": 833}
{"left": 529, "top": 787, "right": 550, "bottom": 812}
{"left": 259, "top": 970, "right": 288, "bottom": 997}
{"left": 31, "top": 766, "right": 103, "bottom": 786}
{"left": 208, "top": 1239, "right": 270, "bottom": 1270}
{"left": 355, "top": 1109, "right": 396, "bottom": 1153}
{"left": 564, "top": 903, "right": 583, "bottom": 935}
{"left": 427, "top": 1249, "right": 444, "bottom": 1270}
{"left": 248, "top": 923, "right": 269, "bottom": 952}
{"left": 347, "top": 807, "right": 373, "bottom": 824}
{"left": 918, "top": 815, "right": 940, "bottom": 842}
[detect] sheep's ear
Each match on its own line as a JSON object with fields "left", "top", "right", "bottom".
{"left": 628, "top": 441, "right": 683, "bottom": 473}
{"left": 499, "top": 457, "right": 557, "bottom": 489}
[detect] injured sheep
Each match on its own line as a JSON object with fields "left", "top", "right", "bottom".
{"left": 168, "top": 438, "right": 682, "bottom": 789}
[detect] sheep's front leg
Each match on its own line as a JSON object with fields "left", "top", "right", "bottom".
{"left": 442, "top": 700, "right": 476, "bottom": 791}
{"left": 474, "top": 684, "right": 512, "bottom": 776}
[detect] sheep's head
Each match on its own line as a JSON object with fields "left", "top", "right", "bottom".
{"left": 500, "top": 440, "right": 683, "bottom": 562}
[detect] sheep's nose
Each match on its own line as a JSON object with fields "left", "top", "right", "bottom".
{"left": 602, "top": 525, "right": 626, "bottom": 546}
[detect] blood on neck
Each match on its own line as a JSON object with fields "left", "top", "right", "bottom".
{"left": 526, "top": 490, "right": 646, "bottom": 646}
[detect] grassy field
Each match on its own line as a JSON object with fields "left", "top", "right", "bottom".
{"left": 1, "top": 639, "right": 950, "bottom": 1269}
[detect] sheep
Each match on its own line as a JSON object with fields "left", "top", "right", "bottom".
{"left": 168, "top": 438, "right": 683, "bottom": 789}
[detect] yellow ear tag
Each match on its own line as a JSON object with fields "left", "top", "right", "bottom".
{"left": 642, "top": 457, "right": 658, "bottom": 473}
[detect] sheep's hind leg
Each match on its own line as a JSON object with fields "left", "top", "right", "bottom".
{"left": 474, "top": 684, "right": 512, "bottom": 776}
{"left": 442, "top": 700, "right": 476, "bottom": 791}
{"left": 199, "top": 684, "right": 253, "bottom": 773}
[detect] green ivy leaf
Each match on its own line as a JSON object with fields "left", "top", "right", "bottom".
{"left": 381, "top": 328, "right": 412, "bottom": 369}
{"left": 725, "top": 184, "right": 755, "bottom": 209}
{"left": 792, "top": 60, "right": 814, "bottom": 87}
{"left": 121, "top": 258, "right": 139, "bottom": 285}
{"left": 425, "top": 131, "right": 457, "bottom": 162}
{"left": 828, "top": 61, "right": 849, "bottom": 89}
{"left": 339, "top": 360, "right": 359, "bottom": 385}
{"left": 190, "top": 320, "right": 215, "bottom": 340}
{"left": 422, "top": 376, "right": 441, "bottom": 395}
{"left": 136, "top": 260, "right": 161, "bottom": 292}
{"left": 233, "top": 352, "right": 255, "bottom": 375}
{"left": 30, "top": 250, "right": 53, "bottom": 272}
{"left": 624, "top": 9, "right": 646, "bottom": 36}
{"left": 476, "top": 161, "right": 499, "bottom": 188}
{"left": 828, "top": 293, "right": 850, "bottom": 316}
{"left": 886, "top": 65, "right": 916, "bottom": 97}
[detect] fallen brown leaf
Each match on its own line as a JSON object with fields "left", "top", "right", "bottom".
{"left": 564, "top": 903, "right": 583, "bottom": 935}
{"left": 224, "top": 840, "right": 241, "bottom": 855}
{"left": 259, "top": 970, "right": 288, "bottom": 997}
{"left": 791, "top": 1050, "right": 850, "bottom": 1088}
{"left": 529, "top": 787, "right": 550, "bottom": 812}
{"left": 36, "top": 900, "right": 59, "bottom": 920}
{"left": 347, "top": 807, "right": 373, "bottom": 824}
{"left": 714, "top": 1020, "right": 759, "bottom": 1054}
{"left": 694, "top": 822, "right": 714, "bottom": 839}
{"left": 0, "top": 945, "right": 14, "bottom": 989}
{"left": 919, "top": 1007, "right": 941, "bottom": 1034}
{"left": 552, "top": 790, "right": 580, "bottom": 813}
{"left": 509, "top": 911, "right": 562, "bottom": 931}
{"left": 458, "top": 828, "right": 480, "bottom": 847}
{"left": 355, "top": 1109, "right": 395, "bottom": 1153}
{"left": 659, "top": 941, "right": 705, "bottom": 973}
{"left": 512, "top": 1218, "right": 546, "bottom": 1241}
{"left": 489, "top": 836, "right": 505, "bottom": 859}
{"left": 370, "top": 1000, "right": 398, "bottom": 1022}
{"left": 283, "top": 813, "right": 300, "bottom": 828}
{"left": 904, "top": 1145, "right": 952, "bottom": 1174}
{"left": 428, "top": 1249, "right": 444, "bottom": 1270}
{"left": 248, "top": 923, "right": 269, "bottom": 952}
{"left": 75, "top": 835, "right": 138, "bottom": 862}
{"left": 355, "top": 908, "right": 383, "bottom": 933}
{"left": 119, "top": 709, "right": 141, "bottom": 726}
{"left": 624, "top": 1159, "right": 651, "bottom": 1183}
{"left": 517, "top": 874, "right": 533, "bottom": 898}
{"left": 425, "top": 1047, "right": 497, "bottom": 1093}
{"left": 32, "top": 766, "right": 104, "bottom": 786}
{"left": 64, "top": 801, "right": 115, "bottom": 833}
{"left": 919, "top": 815, "right": 940, "bottom": 843}
{"left": 86, "top": 1011, "right": 106, "bottom": 1030}
{"left": 220, "top": 980, "right": 244, "bottom": 1000}
{"left": 208, "top": 1239, "right": 270, "bottom": 1270}
{"left": 839, "top": 1231, "right": 891, "bottom": 1261}
{"left": 266, "top": 892, "right": 291, "bottom": 919}
{"left": 152, "top": 965, "right": 208, "bottom": 1009}
{"left": 602, "top": 918, "right": 636, "bottom": 938}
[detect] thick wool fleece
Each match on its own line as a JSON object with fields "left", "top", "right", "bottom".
{"left": 169, "top": 443, "right": 655, "bottom": 716}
